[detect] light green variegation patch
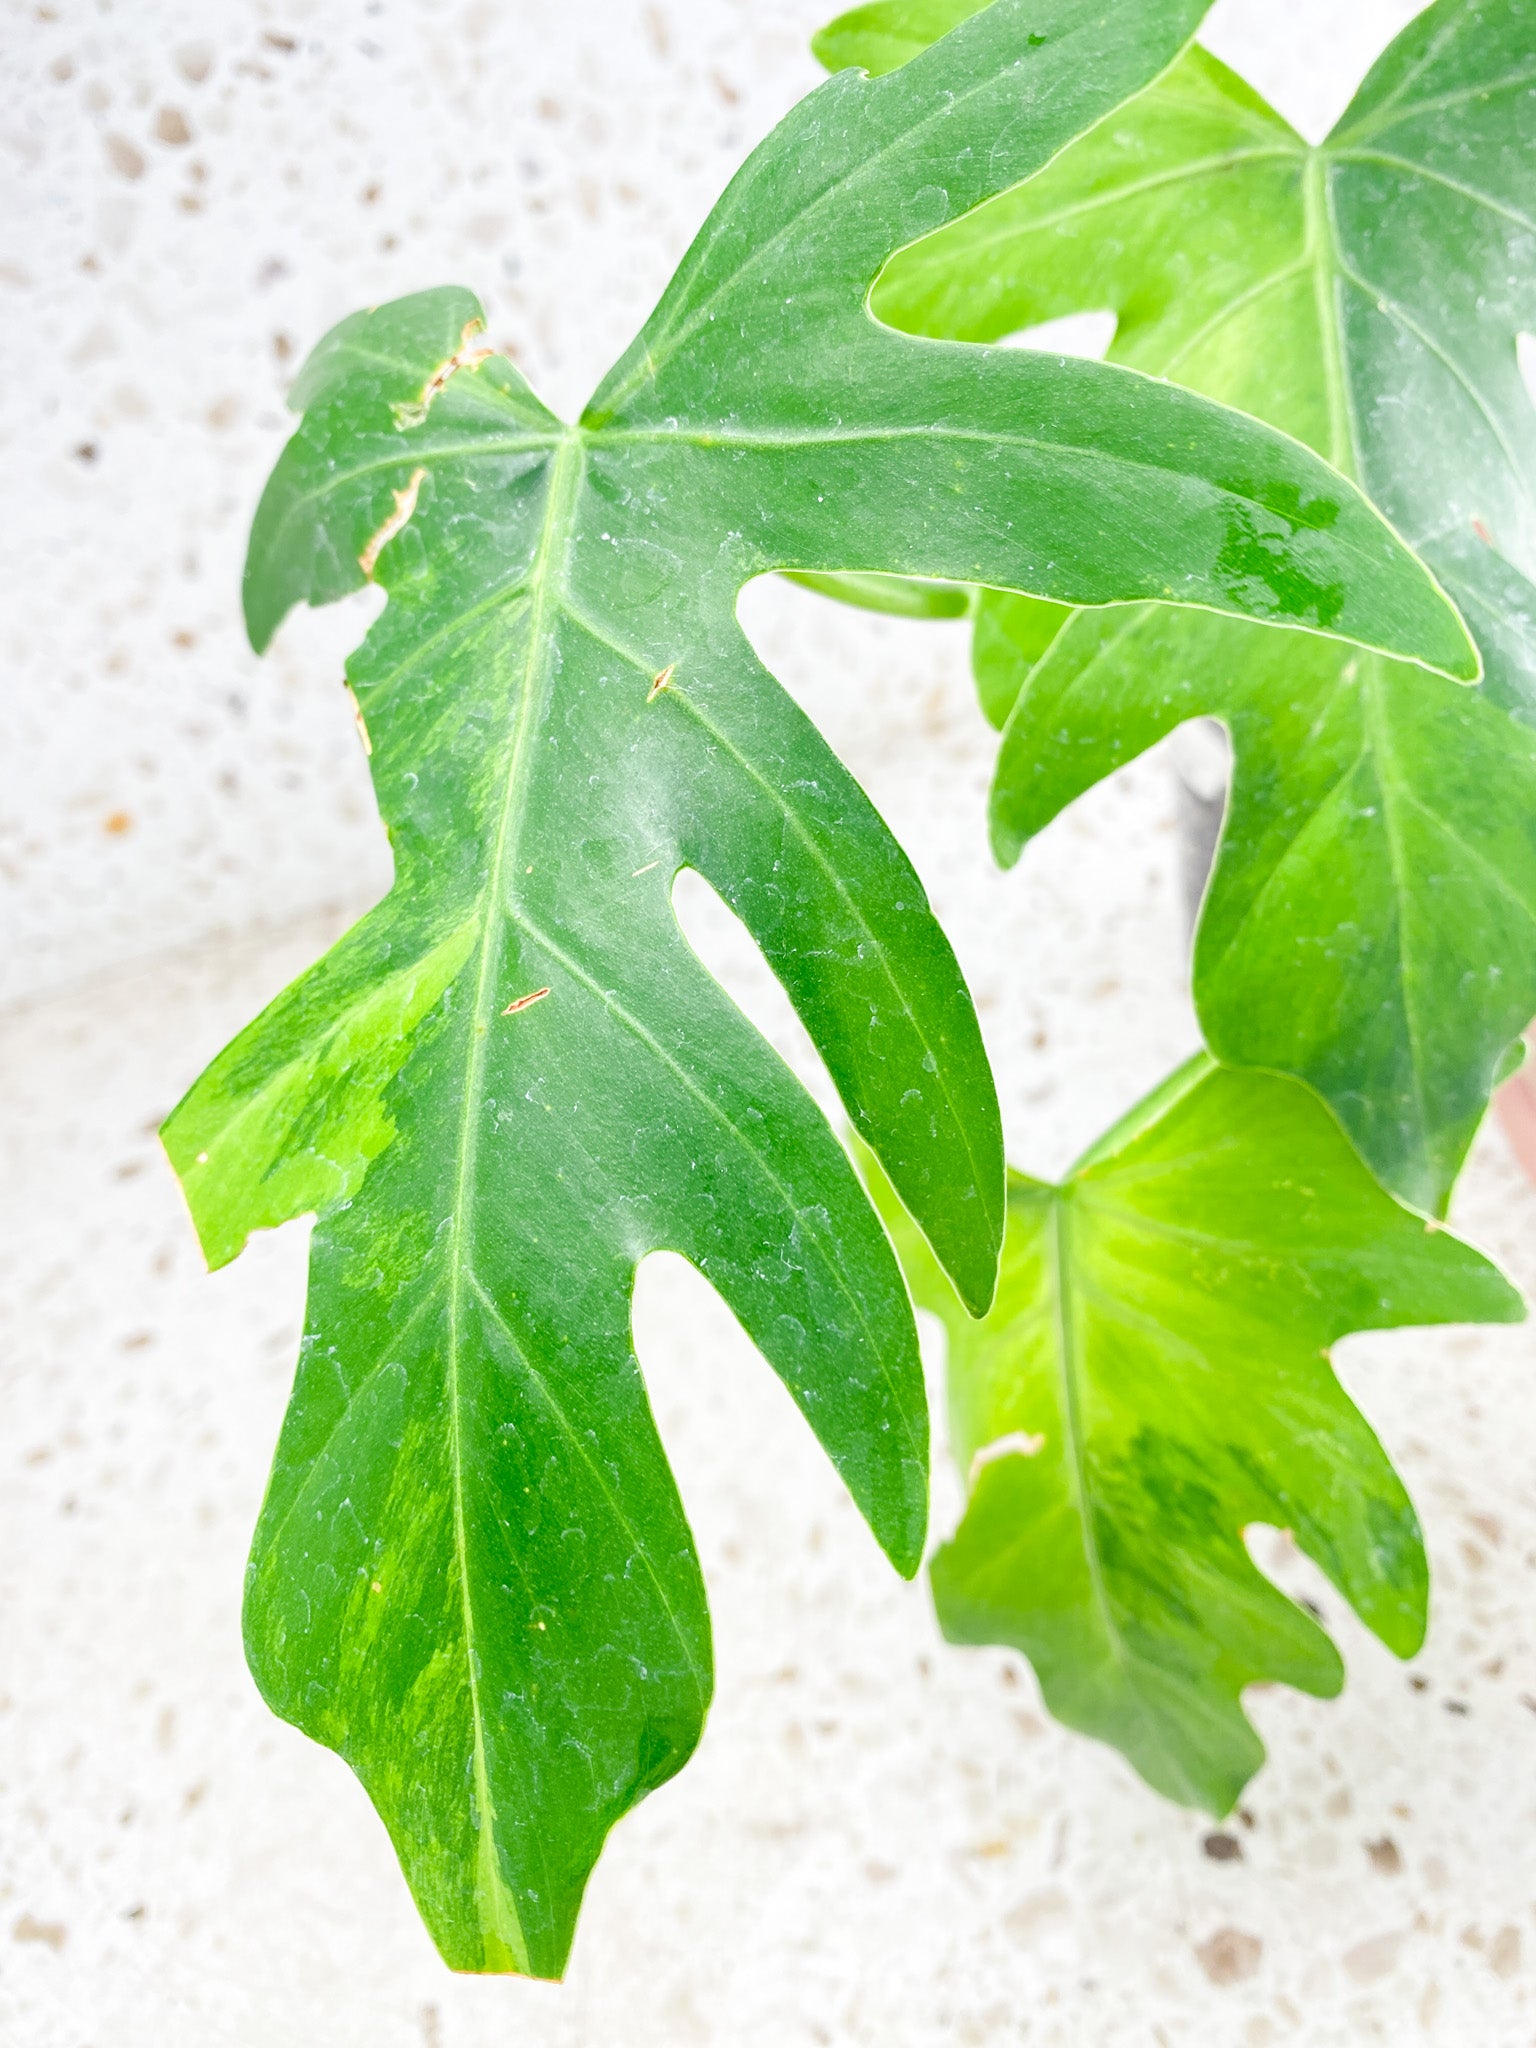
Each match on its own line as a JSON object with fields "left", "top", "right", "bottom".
{"left": 169, "top": 0, "right": 1479, "bottom": 1977}
{"left": 868, "top": 1058, "right": 1524, "bottom": 1813}
{"left": 168, "top": 923, "right": 476, "bottom": 1268}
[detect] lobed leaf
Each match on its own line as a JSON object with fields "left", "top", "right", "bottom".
{"left": 831, "top": 0, "right": 1536, "bottom": 1211}
{"left": 168, "top": 0, "right": 1483, "bottom": 1974}
{"left": 869, "top": 1057, "right": 1524, "bottom": 1813}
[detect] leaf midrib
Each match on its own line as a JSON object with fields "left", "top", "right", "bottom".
{"left": 440, "top": 429, "right": 587, "bottom": 1973}
{"left": 1037, "top": 1192, "right": 1222, "bottom": 1783}
{"left": 1301, "top": 151, "right": 1355, "bottom": 478}
{"left": 1046, "top": 1197, "right": 1126, "bottom": 1683}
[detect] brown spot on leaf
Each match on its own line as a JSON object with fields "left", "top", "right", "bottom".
{"left": 502, "top": 988, "right": 551, "bottom": 1016}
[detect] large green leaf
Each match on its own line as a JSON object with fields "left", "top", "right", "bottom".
{"left": 831, "top": 0, "right": 1536, "bottom": 1212}
{"left": 164, "top": 1, "right": 1478, "bottom": 1978}
{"left": 869, "top": 1056, "right": 1524, "bottom": 1813}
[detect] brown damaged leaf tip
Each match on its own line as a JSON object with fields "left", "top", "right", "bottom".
{"left": 391, "top": 318, "right": 496, "bottom": 429}
{"left": 359, "top": 467, "right": 427, "bottom": 577}
{"left": 502, "top": 987, "right": 551, "bottom": 1016}
{"left": 647, "top": 664, "right": 676, "bottom": 702}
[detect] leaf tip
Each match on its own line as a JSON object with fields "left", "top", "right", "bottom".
{"left": 953, "top": 1249, "right": 1001, "bottom": 1322}
{"left": 891, "top": 1523, "right": 927, "bottom": 1582}
{"left": 241, "top": 575, "right": 283, "bottom": 658}
{"left": 985, "top": 795, "right": 1026, "bottom": 872}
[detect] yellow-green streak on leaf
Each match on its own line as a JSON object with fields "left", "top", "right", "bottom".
{"left": 166, "top": 924, "right": 477, "bottom": 1268}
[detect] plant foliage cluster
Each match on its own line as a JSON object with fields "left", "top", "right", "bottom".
{"left": 164, "top": 0, "right": 1535, "bottom": 1975}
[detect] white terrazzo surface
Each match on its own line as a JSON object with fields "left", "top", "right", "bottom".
{"left": 6, "top": 2, "right": 1536, "bottom": 2043}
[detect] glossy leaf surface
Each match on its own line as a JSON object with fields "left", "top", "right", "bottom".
{"left": 166, "top": 0, "right": 1479, "bottom": 1977}
{"left": 832, "top": 0, "right": 1536, "bottom": 1211}
{"left": 870, "top": 1057, "right": 1523, "bottom": 1813}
